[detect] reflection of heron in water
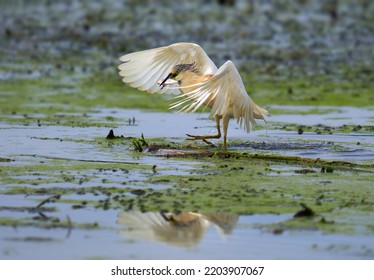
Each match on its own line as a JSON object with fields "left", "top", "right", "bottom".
{"left": 117, "top": 211, "right": 238, "bottom": 248}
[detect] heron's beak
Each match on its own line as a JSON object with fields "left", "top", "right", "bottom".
{"left": 159, "top": 73, "right": 173, "bottom": 89}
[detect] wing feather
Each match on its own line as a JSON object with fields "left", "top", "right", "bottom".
{"left": 118, "top": 42, "right": 217, "bottom": 94}
{"left": 172, "top": 61, "right": 267, "bottom": 132}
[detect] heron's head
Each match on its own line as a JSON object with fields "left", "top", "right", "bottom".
{"left": 160, "top": 62, "right": 197, "bottom": 88}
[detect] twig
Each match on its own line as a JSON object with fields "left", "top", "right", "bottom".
{"left": 66, "top": 215, "right": 73, "bottom": 239}
{"left": 35, "top": 194, "right": 61, "bottom": 209}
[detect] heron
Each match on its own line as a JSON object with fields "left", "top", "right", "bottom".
{"left": 118, "top": 42, "right": 268, "bottom": 148}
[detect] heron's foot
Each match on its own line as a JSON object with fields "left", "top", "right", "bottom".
{"left": 186, "top": 134, "right": 219, "bottom": 147}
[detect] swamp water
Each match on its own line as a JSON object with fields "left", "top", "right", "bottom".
{"left": 1, "top": 106, "right": 373, "bottom": 259}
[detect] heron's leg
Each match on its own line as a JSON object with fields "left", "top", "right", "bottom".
{"left": 222, "top": 115, "right": 230, "bottom": 149}
{"left": 186, "top": 116, "right": 221, "bottom": 146}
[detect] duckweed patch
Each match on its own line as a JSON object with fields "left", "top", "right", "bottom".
{"left": 2, "top": 139, "right": 373, "bottom": 235}
{"left": 269, "top": 122, "right": 374, "bottom": 135}
{"left": 247, "top": 78, "right": 374, "bottom": 108}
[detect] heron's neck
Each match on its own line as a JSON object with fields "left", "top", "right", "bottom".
{"left": 178, "top": 72, "right": 211, "bottom": 94}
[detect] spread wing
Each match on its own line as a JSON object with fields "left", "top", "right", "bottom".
{"left": 117, "top": 211, "right": 210, "bottom": 248}
{"left": 118, "top": 42, "right": 217, "bottom": 94}
{"left": 171, "top": 60, "right": 264, "bottom": 132}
